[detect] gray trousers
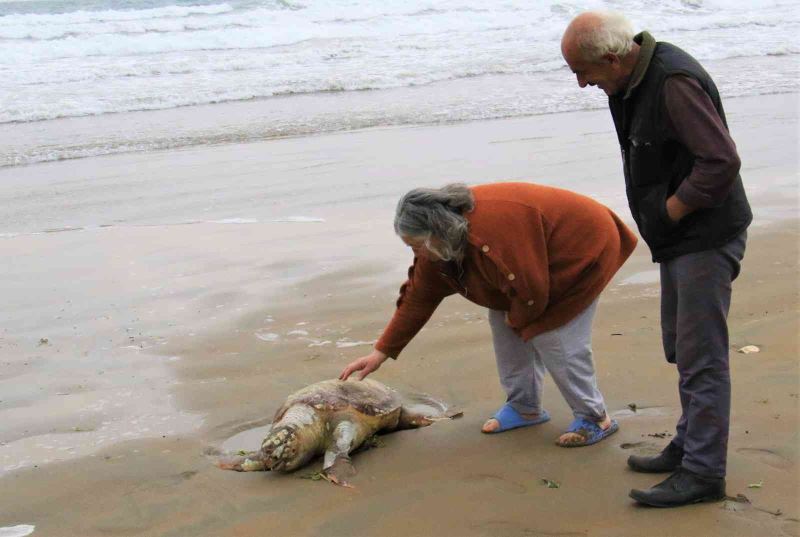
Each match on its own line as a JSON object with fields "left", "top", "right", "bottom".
{"left": 661, "top": 231, "right": 747, "bottom": 478}
{"left": 488, "top": 299, "right": 607, "bottom": 422}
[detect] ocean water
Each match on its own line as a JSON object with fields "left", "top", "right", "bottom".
{"left": 1, "top": 0, "right": 799, "bottom": 166}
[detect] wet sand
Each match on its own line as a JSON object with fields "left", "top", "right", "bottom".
{"left": 0, "top": 93, "right": 797, "bottom": 536}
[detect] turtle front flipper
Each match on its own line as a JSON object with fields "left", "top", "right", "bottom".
{"left": 398, "top": 392, "right": 463, "bottom": 429}
{"left": 322, "top": 453, "right": 356, "bottom": 487}
{"left": 321, "top": 420, "right": 363, "bottom": 487}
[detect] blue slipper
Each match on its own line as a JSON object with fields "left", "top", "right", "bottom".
{"left": 483, "top": 404, "right": 550, "bottom": 434}
{"left": 556, "top": 417, "right": 619, "bottom": 447}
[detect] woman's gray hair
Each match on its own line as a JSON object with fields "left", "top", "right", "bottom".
{"left": 394, "top": 183, "right": 475, "bottom": 262}
{"left": 576, "top": 11, "right": 635, "bottom": 62}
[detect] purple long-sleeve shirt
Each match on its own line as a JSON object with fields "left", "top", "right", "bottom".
{"left": 663, "top": 75, "right": 742, "bottom": 208}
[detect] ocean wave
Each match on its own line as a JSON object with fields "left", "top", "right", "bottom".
{"left": 0, "top": 2, "right": 524, "bottom": 43}
{"left": 3, "top": 1, "right": 797, "bottom": 65}
{"left": 0, "top": 106, "right": 589, "bottom": 167}
{"left": 3, "top": 86, "right": 797, "bottom": 168}
{"left": 0, "top": 20, "right": 256, "bottom": 40}
{"left": 0, "top": 22, "right": 357, "bottom": 60}
{"left": 0, "top": 2, "right": 560, "bottom": 60}
{"left": 2, "top": 41, "right": 795, "bottom": 125}
{"left": 2, "top": 0, "right": 799, "bottom": 166}
{"left": 0, "top": 63, "right": 571, "bottom": 124}
{"left": 0, "top": 2, "right": 235, "bottom": 24}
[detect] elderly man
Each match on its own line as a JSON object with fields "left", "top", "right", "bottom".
{"left": 561, "top": 12, "right": 751, "bottom": 507}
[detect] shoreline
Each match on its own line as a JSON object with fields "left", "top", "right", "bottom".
{"left": 1, "top": 54, "right": 796, "bottom": 168}
{"left": 0, "top": 91, "right": 796, "bottom": 235}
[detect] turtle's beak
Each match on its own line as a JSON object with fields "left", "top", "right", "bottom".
{"left": 217, "top": 452, "right": 268, "bottom": 472}
{"left": 267, "top": 458, "right": 287, "bottom": 471}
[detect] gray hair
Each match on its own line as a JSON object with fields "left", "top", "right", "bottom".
{"left": 394, "top": 183, "right": 475, "bottom": 262}
{"left": 575, "top": 11, "right": 635, "bottom": 62}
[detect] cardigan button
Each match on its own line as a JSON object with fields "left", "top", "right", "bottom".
{"left": 507, "top": 273, "right": 515, "bottom": 281}
{"left": 527, "top": 300, "right": 534, "bottom": 306}
{"left": 481, "top": 245, "right": 490, "bottom": 253}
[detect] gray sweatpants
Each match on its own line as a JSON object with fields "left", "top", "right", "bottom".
{"left": 661, "top": 231, "right": 747, "bottom": 478}
{"left": 488, "top": 299, "right": 607, "bottom": 422}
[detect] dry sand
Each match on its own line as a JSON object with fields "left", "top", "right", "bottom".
{"left": 0, "top": 93, "right": 797, "bottom": 537}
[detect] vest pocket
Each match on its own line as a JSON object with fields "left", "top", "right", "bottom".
{"left": 638, "top": 182, "right": 680, "bottom": 244}
{"left": 628, "top": 136, "right": 661, "bottom": 186}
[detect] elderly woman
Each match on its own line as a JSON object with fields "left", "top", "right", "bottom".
{"left": 339, "top": 182, "right": 637, "bottom": 446}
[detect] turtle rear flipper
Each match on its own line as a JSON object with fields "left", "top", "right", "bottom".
{"left": 398, "top": 392, "right": 463, "bottom": 429}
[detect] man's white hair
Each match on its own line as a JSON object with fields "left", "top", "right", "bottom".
{"left": 576, "top": 11, "right": 635, "bottom": 62}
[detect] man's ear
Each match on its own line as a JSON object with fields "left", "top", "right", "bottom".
{"left": 602, "top": 53, "right": 620, "bottom": 66}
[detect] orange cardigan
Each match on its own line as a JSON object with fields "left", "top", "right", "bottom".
{"left": 375, "top": 182, "right": 638, "bottom": 358}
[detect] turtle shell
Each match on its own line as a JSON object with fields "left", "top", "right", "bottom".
{"left": 272, "top": 379, "right": 403, "bottom": 422}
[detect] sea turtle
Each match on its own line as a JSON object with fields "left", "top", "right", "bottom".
{"left": 217, "top": 378, "right": 460, "bottom": 485}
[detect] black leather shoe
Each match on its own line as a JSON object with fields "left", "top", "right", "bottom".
{"left": 629, "top": 467, "right": 726, "bottom": 507}
{"left": 627, "top": 442, "right": 683, "bottom": 473}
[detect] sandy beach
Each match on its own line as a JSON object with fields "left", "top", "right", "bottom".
{"left": 0, "top": 92, "right": 797, "bottom": 537}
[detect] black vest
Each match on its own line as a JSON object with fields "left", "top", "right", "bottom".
{"left": 609, "top": 42, "right": 752, "bottom": 262}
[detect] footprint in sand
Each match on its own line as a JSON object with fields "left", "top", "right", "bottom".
{"left": 780, "top": 520, "right": 800, "bottom": 537}
{"left": 463, "top": 474, "right": 527, "bottom": 494}
{"left": 611, "top": 406, "right": 672, "bottom": 419}
{"left": 619, "top": 441, "right": 663, "bottom": 456}
{"left": 736, "top": 447, "right": 792, "bottom": 470}
{"left": 472, "top": 521, "right": 585, "bottom": 537}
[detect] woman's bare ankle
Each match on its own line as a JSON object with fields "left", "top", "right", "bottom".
{"left": 597, "top": 413, "right": 611, "bottom": 430}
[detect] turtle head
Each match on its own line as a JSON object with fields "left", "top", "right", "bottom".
{"left": 260, "top": 425, "right": 312, "bottom": 472}
{"left": 216, "top": 451, "right": 267, "bottom": 472}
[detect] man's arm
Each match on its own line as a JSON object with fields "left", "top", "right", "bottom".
{"left": 663, "top": 75, "right": 742, "bottom": 222}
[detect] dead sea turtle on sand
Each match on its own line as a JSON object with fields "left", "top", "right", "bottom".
{"left": 217, "top": 378, "right": 460, "bottom": 485}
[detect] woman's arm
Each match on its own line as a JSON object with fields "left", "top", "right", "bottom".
{"left": 338, "top": 256, "right": 452, "bottom": 380}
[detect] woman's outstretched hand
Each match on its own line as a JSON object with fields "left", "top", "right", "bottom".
{"left": 339, "top": 349, "right": 389, "bottom": 381}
